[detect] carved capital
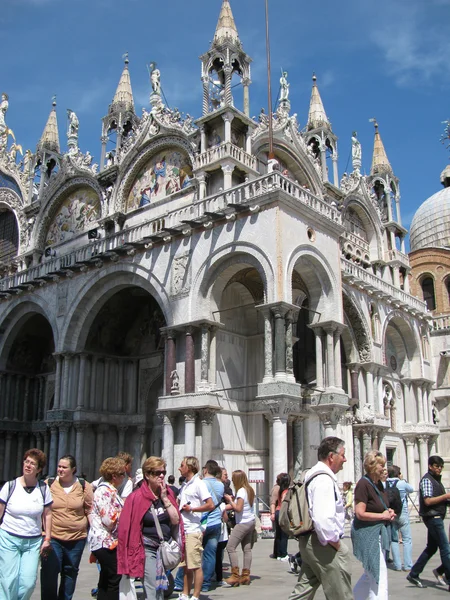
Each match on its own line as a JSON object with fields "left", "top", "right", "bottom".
{"left": 184, "top": 410, "right": 196, "bottom": 423}
{"left": 200, "top": 409, "right": 215, "bottom": 426}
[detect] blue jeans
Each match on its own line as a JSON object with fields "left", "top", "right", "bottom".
{"left": 390, "top": 512, "right": 412, "bottom": 570}
{"left": 201, "top": 524, "right": 221, "bottom": 591}
{"left": 411, "top": 516, "right": 450, "bottom": 579}
{"left": 41, "top": 537, "right": 86, "bottom": 600}
{"left": 174, "top": 567, "right": 184, "bottom": 590}
{"left": 0, "top": 529, "right": 42, "bottom": 600}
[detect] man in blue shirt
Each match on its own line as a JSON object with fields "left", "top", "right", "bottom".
{"left": 387, "top": 465, "right": 414, "bottom": 571}
{"left": 201, "top": 460, "right": 225, "bottom": 592}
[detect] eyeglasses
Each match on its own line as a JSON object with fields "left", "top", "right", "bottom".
{"left": 149, "top": 470, "right": 167, "bottom": 477}
{"left": 24, "top": 460, "right": 38, "bottom": 468}
{"left": 116, "top": 472, "right": 126, "bottom": 477}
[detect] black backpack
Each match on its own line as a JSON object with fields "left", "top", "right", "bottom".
{"left": 386, "top": 480, "right": 403, "bottom": 516}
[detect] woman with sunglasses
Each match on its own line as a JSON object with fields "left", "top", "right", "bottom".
{"left": 88, "top": 457, "right": 127, "bottom": 600}
{"left": 118, "top": 457, "right": 184, "bottom": 600}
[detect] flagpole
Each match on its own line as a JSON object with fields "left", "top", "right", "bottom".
{"left": 265, "top": 0, "right": 274, "bottom": 159}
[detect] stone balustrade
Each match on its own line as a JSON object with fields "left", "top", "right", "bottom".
{"left": 193, "top": 141, "right": 257, "bottom": 171}
{"left": 341, "top": 257, "right": 427, "bottom": 313}
{"left": 431, "top": 314, "right": 450, "bottom": 332}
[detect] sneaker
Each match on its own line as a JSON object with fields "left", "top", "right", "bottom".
{"left": 178, "top": 594, "right": 190, "bottom": 600}
{"left": 216, "top": 581, "right": 232, "bottom": 588}
{"left": 433, "top": 568, "right": 448, "bottom": 586}
{"left": 277, "top": 555, "right": 290, "bottom": 562}
{"left": 191, "top": 596, "right": 200, "bottom": 600}
{"left": 406, "top": 574, "right": 427, "bottom": 588}
{"left": 288, "top": 556, "right": 298, "bottom": 574}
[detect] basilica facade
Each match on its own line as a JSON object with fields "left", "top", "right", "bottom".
{"left": 0, "top": 1, "right": 441, "bottom": 491}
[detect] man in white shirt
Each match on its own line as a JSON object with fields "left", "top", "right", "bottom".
{"left": 178, "top": 456, "right": 214, "bottom": 600}
{"left": 288, "top": 436, "right": 353, "bottom": 600}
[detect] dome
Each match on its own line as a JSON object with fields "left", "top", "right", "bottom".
{"left": 410, "top": 183, "right": 450, "bottom": 251}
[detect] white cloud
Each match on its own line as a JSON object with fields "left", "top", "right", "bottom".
{"left": 367, "top": 0, "right": 450, "bottom": 85}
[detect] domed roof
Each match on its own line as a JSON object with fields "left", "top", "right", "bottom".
{"left": 410, "top": 180, "right": 450, "bottom": 252}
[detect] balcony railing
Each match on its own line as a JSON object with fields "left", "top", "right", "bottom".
{"left": 0, "top": 173, "right": 341, "bottom": 293}
{"left": 193, "top": 142, "right": 257, "bottom": 171}
{"left": 431, "top": 315, "right": 450, "bottom": 332}
{"left": 341, "top": 258, "right": 427, "bottom": 313}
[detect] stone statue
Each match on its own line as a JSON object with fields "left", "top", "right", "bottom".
{"left": 170, "top": 369, "right": 180, "bottom": 395}
{"left": 67, "top": 109, "right": 79, "bottom": 135}
{"left": 0, "top": 93, "right": 9, "bottom": 150}
{"left": 351, "top": 131, "right": 362, "bottom": 174}
{"left": 280, "top": 71, "right": 290, "bottom": 102}
{"left": 149, "top": 63, "right": 161, "bottom": 95}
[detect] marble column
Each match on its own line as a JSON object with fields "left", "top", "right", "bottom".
{"left": 165, "top": 331, "right": 176, "bottom": 395}
{"left": 4, "top": 433, "right": 13, "bottom": 480}
{"left": 417, "top": 435, "right": 429, "bottom": 476}
{"left": 61, "top": 354, "right": 73, "bottom": 409}
{"left": 95, "top": 424, "right": 108, "bottom": 470}
{"left": 118, "top": 425, "right": 128, "bottom": 452}
{"left": 222, "top": 164, "right": 235, "bottom": 190}
{"left": 404, "top": 437, "right": 416, "bottom": 489}
{"left": 16, "top": 433, "right": 25, "bottom": 475}
{"left": 312, "top": 327, "right": 324, "bottom": 389}
{"left": 292, "top": 417, "right": 304, "bottom": 479}
{"left": 362, "top": 428, "right": 372, "bottom": 457}
{"left": 324, "top": 327, "right": 335, "bottom": 387}
{"left": 185, "top": 328, "right": 195, "bottom": 394}
{"left": 200, "top": 326, "right": 210, "bottom": 387}
{"left": 89, "top": 356, "right": 98, "bottom": 410}
{"left": 202, "top": 76, "right": 209, "bottom": 116}
{"left": 333, "top": 327, "right": 343, "bottom": 389}
{"left": 272, "top": 414, "right": 288, "bottom": 476}
{"left": 350, "top": 367, "right": 359, "bottom": 401}
{"left": 198, "top": 173, "right": 207, "bottom": 200}
{"left": 243, "top": 78, "right": 250, "bottom": 117}
{"left": 262, "top": 310, "right": 274, "bottom": 383}
{"left": 43, "top": 430, "right": 50, "bottom": 462}
{"left": 49, "top": 426, "right": 58, "bottom": 475}
{"left": 53, "top": 354, "right": 63, "bottom": 410}
{"left": 74, "top": 424, "right": 85, "bottom": 474}
{"left": 273, "top": 308, "right": 286, "bottom": 379}
{"left": 102, "top": 358, "right": 111, "bottom": 412}
{"left": 201, "top": 410, "right": 214, "bottom": 466}
{"left": 162, "top": 414, "right": 174, "bottom": 476}
{"left": 285, "top": 311, "right": 295, "bottom": 383}
{"left": 353, "top": 430, "right": 362, "bottom": 481}
{"left": 135, "top": 425, "right": 146, "bottom": 469}
{"left": 184, "top": 410, "right": 196, "bottom": 456}
{"left": 117, "top": 360, "right": 124, "bottom": 413}
{"left": 222, "top": 112, "right": 233, "bottom": 143}
{"left": 365, "top": 369, "right": 374, "bottom": 408}
{"left": 57, "top": 423, "right": 69, "bottom": 458}
{"left": 200, "top": 126, "right": 207, "bottom": 153}
{"left": 13, "top": 376, "right": 21, "bottom": 420}
{"left": 416, "top": 384, "right": 424, "bottom": 422}
{"left": 332, "top": 154, "right": 339, "bottom": 187}
{"left": 77, "top": 354, "right": 87, "bottom": 409}
{"left": 224, "top": 65, "right": 233, "bottom": 106}
{"left": 23, "top": 377, "right": 31, "bottom": 422}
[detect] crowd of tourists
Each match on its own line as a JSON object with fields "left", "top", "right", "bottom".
{"left": 0, "top": 442, "right": 450, "bottom": 600}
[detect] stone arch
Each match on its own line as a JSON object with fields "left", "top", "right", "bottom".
{"left": 191, "top": 243, "right": 274, "bottom": 321}
{"left": 341, "top": 195, "right": 383, "bottom": 261}
{"left": 253, "top": 138, "right": 323, "bottom": 197}
{"left": 60, "top": 265, "right": 173, "bottom": 352}
{"left": 0, "top": 298, "right": 58, "bottom": 364}
{"left": 286, "top": 245, "right": 339, "bottom": 320}
{"left": 381, "top": 311, "right": 422, "bottom": 378}
{"left": 0, "top": 188, "right": 27, "bottom": 252}
{"left": 34, "top": 177, "right": 104, "bottom": 250}
{"left": 115, "top": 135, "right": 195, "bottom": 213}
{"left": 342, "top": 292, "right": 372, "bottom": 363}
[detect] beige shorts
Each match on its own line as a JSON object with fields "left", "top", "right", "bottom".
{"left": 180, "top": 532, "right": 204, "bottom": 570}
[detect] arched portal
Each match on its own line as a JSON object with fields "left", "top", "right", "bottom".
{"left": 0, "top": 312, "right": 55, "bottom": 480}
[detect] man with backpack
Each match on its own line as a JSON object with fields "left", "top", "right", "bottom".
{"left": 288, "top": 436, "right": 353, "bottom": 600}
{"left": 387, "top": 465, "right": 413, "bottom": 572}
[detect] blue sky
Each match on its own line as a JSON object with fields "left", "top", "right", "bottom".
{"left": 2, "top": 0, "right": 449, "bottom": 243}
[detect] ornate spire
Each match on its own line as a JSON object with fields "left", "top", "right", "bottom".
{"left": 37, "top": 97, "right": 60, "bottom": 154}
{"left": 111, "top": 53, "right": 134, "bottom": 112}
{"left": 213, "top": 0, "right": 239, "bottom": 45}
{"left": 307, "top": 74, "right": 330, "bottom": 131}
{"left": 370, "top": 119, "right": 392, "bottom": 175}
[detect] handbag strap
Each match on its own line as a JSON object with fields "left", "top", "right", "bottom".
{"left": 363, "top": 476, "right": 389, "bottom": 511}
{"left": 150, "top": 503, "right": 165, "bottom": 543}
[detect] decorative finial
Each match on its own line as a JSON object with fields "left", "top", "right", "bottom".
{"left": 122, "top": 52, "right": 129, "bottom": 66}
{"left": 369, "top": 117, "right": 378, "bottom": 131}
{"left": 52, "top": 95, "right": 57, "bottom": 108}
{"left": 312, "top": 73, "right": 317, "bottom": 84}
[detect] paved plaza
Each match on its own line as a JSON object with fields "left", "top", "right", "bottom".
{"left": 32, "top": 520, "right": 450, "bottom": 599}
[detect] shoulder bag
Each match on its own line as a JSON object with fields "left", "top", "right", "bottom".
{"left": 150, "top": 504, "right": 182, "bottom": 571}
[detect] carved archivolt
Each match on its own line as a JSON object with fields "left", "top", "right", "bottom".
{"left": 0, "top": 188, "right": 27, "bottom": 251}
{"left": 343, "top": 293, "right": 372, "bottom": 362}
{"left": 34, "top": 177, "right": 103, "bottom": 250}
{"left": 114, "top": 136, "right": 196, "bottom": 213}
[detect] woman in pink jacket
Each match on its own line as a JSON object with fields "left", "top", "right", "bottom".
{"left": 118, "top": 457, "right": 184, "bottom": 600}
